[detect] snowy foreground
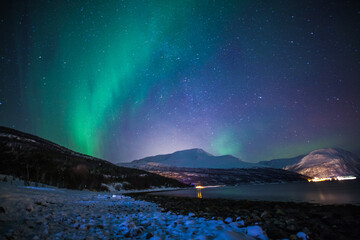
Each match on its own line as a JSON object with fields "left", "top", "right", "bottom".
{"left": 0, "top": 181, "right": 273, "bottom": 240}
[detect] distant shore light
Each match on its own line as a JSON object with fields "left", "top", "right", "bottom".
{"left": 308, "top": 176, "right": 357, "bottom": 182}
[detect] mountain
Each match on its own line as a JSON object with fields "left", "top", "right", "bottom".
{"left": 284, "top": 148, "right": 360, "bottom": 178}
{"left": 258, "top": 155, "right": 306, "bottom": 169}
{"left": 0, "top": 126, "right": 188, "bottom": 191}
{"left": 132, "top": 164, "right": 308, "bottom": 186}
{"left": 259, "top": 148, "right": 360, "bottom": 178}
{"left": 119, "top": 148, "right": 259, "bottom": 169}
{"left": 118, "top": 149, "right": 308, "bottom": 185}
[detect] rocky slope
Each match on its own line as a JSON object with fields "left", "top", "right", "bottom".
{"left": 130, "top": 164, "right": 308, "bottom": 186}
{"left": 0, "top": 126, "right": 188, "bottom": 191}
{"left": 284, "top": 148, "right": 360, "bottom": 178}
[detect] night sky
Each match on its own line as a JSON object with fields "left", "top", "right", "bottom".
{"left": 1, "top": 0, "right": 359, "bottom": 163}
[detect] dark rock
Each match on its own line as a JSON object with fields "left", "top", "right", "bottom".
{"left": 276, "top": 208, "right": 285, "bottom": 216}
{"left": 265, "top": 224, "right": 288, "bottom": 239}
{"left": 260, "top": 211, "right": 271, "bottom": 219}
{"left": 343, "top": 215, "right": 357, "bottom": 225}
{"left": 146, "top": 232, "right": 154, "bottom": 239}
{"left": 273, "top": 219, "right": 286, "bottom": 228}
{"left": 289, "top": 234, "right": 298, "bottom": 240}
{"left": 286, "top": 224, "right": 297, "bottom": 232}
{"left": 285, "top": 218, "right": 295, "bottom": 225}
{"left": 302, "top": 227, "right": 310, "bottom": 235}
{"left": 251, "top": 213, "right": 261, "bottom": 222}
{"left": 26, "top": 205, "right": 33, "bottom": 212}
{"left": 134, "top": 226, "right": 145, "bottom": 236}
{"left": 124, "top": 231, "right": 131, "bottom": 237}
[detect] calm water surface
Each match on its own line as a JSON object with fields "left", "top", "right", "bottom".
{"left": 150, "top": 180, "right": 360, "bottom": 205}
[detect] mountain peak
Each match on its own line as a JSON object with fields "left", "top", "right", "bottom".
{"left": 285, "top": 147, "right": 360, "bottom": 178}
{"left": 258, "top": 147, "right": 360, "bottom": 178}
{"left": 121, "top": 148, "right": 257, "bottom": 169}
{"left": 173, "top": 148, "right": 213, "bottom": 156}
{"left": 308, "top": 147, "right": 348, "bottom": 155}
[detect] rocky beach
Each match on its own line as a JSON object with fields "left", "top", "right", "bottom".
{"left": 128, "top": 193, "right": 360, "bottom": 240}
{"left": 0, "top": 181, "right": 268, "bottom": 240}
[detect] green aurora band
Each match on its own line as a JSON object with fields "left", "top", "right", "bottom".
{"left": 24, "top": 1, "right": 219, "bottom": 157}
{"left": 2, "top": 0, "right": 359, "bottom": 162}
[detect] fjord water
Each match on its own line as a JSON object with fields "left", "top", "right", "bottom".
{"left": 151, "top": 180, "right": 360, "bottom": 205}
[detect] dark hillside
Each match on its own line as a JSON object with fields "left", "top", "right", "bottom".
{"left": 0, "top": 126, "right": 188, "bottom": 191}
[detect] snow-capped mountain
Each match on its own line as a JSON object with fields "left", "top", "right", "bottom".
{"left": 258, "top": 155, "right": 305, "bottom": 169}
{"left": 119, "top": 148, "right": 259, "bottom": 169}
{"left": 284, "top": 148, "right": 360, "bottom": 178}
{"left": 260, "top": 148, "right": 360, "bottom": 178}
{"left": 118, "top": 149, "right": 310, "bottom": 185}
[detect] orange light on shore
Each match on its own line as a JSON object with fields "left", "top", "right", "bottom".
{"left": 308, "top": 176, "right": 357, "bottom": 182}
{"left": 308, "top": 177, "right": 332, "bottom": 182}
{"left": 195, "top": 186, "right": 205, "bottom": 189}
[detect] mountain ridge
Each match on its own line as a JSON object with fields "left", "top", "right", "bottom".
{"left": 258, "top": 155, "right": 306, "bottom": 169}
{"left": 0, "top": 126, "right": 188, "bottom": 191}
{"left": 118, "top": 148, "right": 259, "bottom": 169}
{"left": 117, "top": 148, "right": 309, "bottom": 184}
{"left": 120, "top": 147, "right": 360, "bottom": 179}
{"left": 284, "top": 148, "right": 360, "bottom": 178}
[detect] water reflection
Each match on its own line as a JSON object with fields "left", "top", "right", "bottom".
{"left": 197, "top": 189, "right": 202, "bottom": 198}
{"left": 151, "top": 181, "right": 360, "bottom": 205}
{"left": 303, "top": 182, "right": 355, "bottom": 204}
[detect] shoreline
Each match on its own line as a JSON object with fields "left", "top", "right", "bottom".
{"left": 127, "top": 193, "right": 360, "bottom": 240}
{"left": 0, "top": 181, "right": 269, "bottom": 240}
{"left": 116, "top": 186, "right": 194, "bottom": 194}
{"left": 142, "top": 180, "right": 360, "bottom": 206}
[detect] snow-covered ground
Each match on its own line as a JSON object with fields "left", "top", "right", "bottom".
{"left": 100, "top": 182, "right": 192, "bottom": 194}
{"left": 0, "top": 177, "right": 270, "bottom": 240}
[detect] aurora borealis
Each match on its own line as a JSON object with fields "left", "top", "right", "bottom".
{"left": 1, "top": 0, "right": 359, "bottom": 163}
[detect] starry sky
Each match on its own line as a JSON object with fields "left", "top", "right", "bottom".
{"left": 1, "top": 0, "right": 359, "bottom": 163}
